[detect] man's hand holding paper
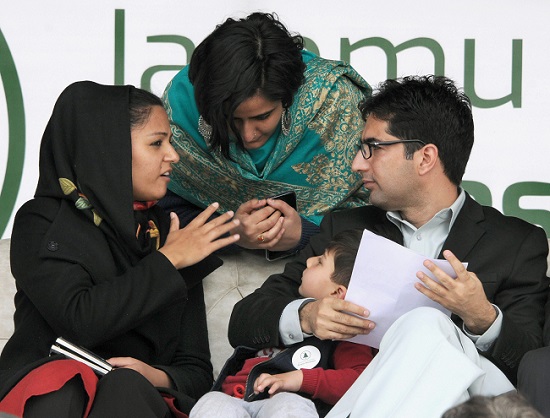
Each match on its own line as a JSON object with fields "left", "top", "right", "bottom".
{"left": 299, "top": 297, "right": 375, "bottom": 340}
{"left": 344, "top": 230, "right": 468, "bottom": 348}
{"left": 416, "top": 249, "right": 497, "bottom": 335}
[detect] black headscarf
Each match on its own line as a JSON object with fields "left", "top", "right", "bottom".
{"left": 35, "top": 81, "right": 167, "bottom": 263}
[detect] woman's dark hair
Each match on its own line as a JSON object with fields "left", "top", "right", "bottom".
{"left": 128, "top": 87, "right": 163, "bottom": 130}
{"left": 189, "top": 12, "right": 306, "bottom": 157}
{"left": 327, "top": 229, "right": 364, "bottom": 287}
{"left": 358, "top": 75, "right": 474, "bottom": 186}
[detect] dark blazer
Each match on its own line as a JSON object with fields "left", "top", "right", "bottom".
{"left": 0, "top": 197, "right": 222, "bottom": 412}
{"left": 229, "top": 194, "right": 549, "bottom": 384}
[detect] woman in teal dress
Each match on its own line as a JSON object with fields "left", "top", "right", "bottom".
{"left": 161, "top": 12, "right": 371, "bottom": 258}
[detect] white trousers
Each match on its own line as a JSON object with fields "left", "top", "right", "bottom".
{"left": 326, "top": 307, "right": 515, "bottom": 418}
{"left": 190, "top": 391, "right": 318, "bottom": 418}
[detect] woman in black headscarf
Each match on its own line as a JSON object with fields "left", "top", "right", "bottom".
{"left": 0, "top": 81, "right": 239, "bottom": 417}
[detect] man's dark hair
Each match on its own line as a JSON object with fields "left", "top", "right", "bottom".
{"left": 189, "top": 12, "right": 306, "bottom": 157}
{"left": 327, "top": 229, "right": 364, "bottom": 287}
{"left": 442, "top": 393, "right": 544, "bottom": 418}
{"left": 358, "top": 75, "right": 474, "bottom": 186}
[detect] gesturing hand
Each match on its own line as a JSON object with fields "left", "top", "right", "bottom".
{"left": 159, "top": 202, "right": 240, "bottom": 269}
{"left": 415, "top": 249, "right": 496, "bottom": 334}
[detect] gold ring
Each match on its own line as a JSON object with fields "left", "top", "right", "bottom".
{"left": 257, "top": 234, "right": 265, "bottom": 243}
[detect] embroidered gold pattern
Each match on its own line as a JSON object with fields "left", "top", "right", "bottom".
{"left": 163, "top": 59, "right": 370, "bottom": 224}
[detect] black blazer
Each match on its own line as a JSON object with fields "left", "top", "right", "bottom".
{"left": 229, "top": 194, "right": 549, "bottom": 384}
{"left": 0, "top": 197, "right": 222, "bottom": 412}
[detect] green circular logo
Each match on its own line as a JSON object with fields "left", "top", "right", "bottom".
{"left": 0, "top": 27, "right": 25, "bottom": 238}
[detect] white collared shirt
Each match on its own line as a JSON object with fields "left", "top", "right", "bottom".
{"left": 386, "top": 189, "right": 465, "bottom": 259}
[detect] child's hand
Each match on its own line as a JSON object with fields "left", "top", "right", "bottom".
{"left": 253, "top": 370, "right": 303, "bottom": 396}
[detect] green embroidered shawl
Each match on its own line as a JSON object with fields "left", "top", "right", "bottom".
{"left": 163, "top": 51, "right": 371, "bottom": 226}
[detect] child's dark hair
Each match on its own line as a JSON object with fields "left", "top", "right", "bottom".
{"left": 326, "top": 229, "right": 364, "bottom": 287}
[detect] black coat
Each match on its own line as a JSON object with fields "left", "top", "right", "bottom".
{"left": 229, "top": 194, "right": 549, "bottom": 384}
{"left": 0, "top": 197, "right": 220, "bottom": 412}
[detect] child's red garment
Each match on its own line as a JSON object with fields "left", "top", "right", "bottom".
{"left": 300, "top": 341, "right": 374, "bottom": 405}
{"left": 221, "top": 341, "right": 374, "bottom": 406}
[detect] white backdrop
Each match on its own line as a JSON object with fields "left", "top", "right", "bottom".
{"left": 1, "top": 0, "right": 549, "bottom": 239}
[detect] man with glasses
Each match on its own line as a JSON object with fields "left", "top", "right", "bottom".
{"left": 228, "top": 75, "right": 549, "bottom": 416}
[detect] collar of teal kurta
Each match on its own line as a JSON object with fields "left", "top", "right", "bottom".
{"left": 162, "top": 51, "right": 371, "bottom": 226}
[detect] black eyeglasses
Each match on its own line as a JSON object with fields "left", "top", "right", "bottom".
{"left": 358, "top": 139, "right": 426, "bottom": 160}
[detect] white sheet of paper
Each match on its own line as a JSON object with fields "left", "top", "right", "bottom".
{"left": 345, "top": 230, "right": 464, "bottom": 349}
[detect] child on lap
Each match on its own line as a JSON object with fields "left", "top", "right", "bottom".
{"left": 191, "top": 229, "right": 374, "bottom": 418}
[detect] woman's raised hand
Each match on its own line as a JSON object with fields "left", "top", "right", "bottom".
{"left": 159, "top": 203, "right": 239, "bottom": 269}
